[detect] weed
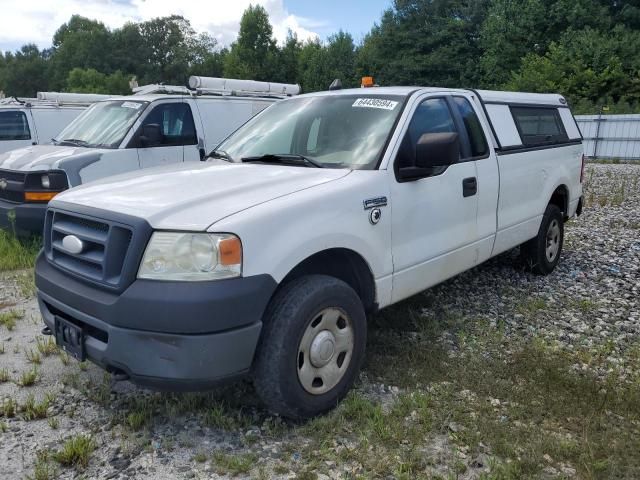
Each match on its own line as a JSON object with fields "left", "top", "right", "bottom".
{"left": 36, "top": 336, "right": 58, "bottom": 356}
{"left": 48, "top": 417, "right": 59, "bottom": 429}
{"left": 52, "top": 434, "right": 96, "bottom": 469}
{"left": 0, "top": 368, "right": 9, "bottom": 383}
{"left": 0, "top": 309, "right": 23, "bottom": 330}
{"left": 0, "top": 342, "right": 4, "bottom": 354}
{"left": 193, "top": 451, "right": 208, "bottom": 463}
{"left": 22, "top": 394, "right": 52, "bottom": 421}
{"left": 212, "top": 452, "right": 257, "bottom": 476}
{"left": 18, "top": 368, "right": 38, "bottom": 386}
{"left": 26, "top": 451, "right": 58, "bottom": 480}
{"left": 0, "top": 398, "right": 17, "bottom": 417}
{"left": 0, "top": 230, "right": 39, "bottom": 272}
{"left": 516, "top": 297, "right": 547, "bottom": 315}
{"left": 17, "top": 271, "right": 37, "bottom": 298}
{"left": 0, "top": 421, "right": 6, "bottom": 433}
{"left": 25, "top": 348, "right": 42, "bottom": 364}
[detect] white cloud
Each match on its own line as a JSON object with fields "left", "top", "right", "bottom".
{"left": 0, "top": 0, "right": 320, "bottom": 50}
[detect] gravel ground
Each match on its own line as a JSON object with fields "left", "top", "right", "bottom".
{"left": 0, "top": 162, "right": 638, "bottom": 479}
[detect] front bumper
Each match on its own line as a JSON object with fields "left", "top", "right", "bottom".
{"left": 0, "top": 199, "right": 46, "bottom": 237}
{"left": 35, "top": 253, "right": 278, "bottom": 390}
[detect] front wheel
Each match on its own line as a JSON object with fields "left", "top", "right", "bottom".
{"left": 253, "top": 275, "right": 367, "bottom": 419}
{"left": 520, "top": 204, "right": 564, "bottom": 275}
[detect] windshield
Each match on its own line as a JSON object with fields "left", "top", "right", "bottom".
{"left": 55, "top": 100, "right": 148, "bottom": 148}
{"left": 216, "top": 94, "right": 405, "bottom": 169}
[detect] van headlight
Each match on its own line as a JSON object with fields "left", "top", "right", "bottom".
{"left": 138, "top": 232, "right": 242, "bottom": 281}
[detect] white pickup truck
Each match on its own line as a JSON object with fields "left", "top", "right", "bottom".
{"left": 35, "top": 86, "right": 584, "bottom": 418}
{"left": 0, "top": 77, "right": 298, "bottom": 236}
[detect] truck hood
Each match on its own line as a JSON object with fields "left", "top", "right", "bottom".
{"left": 0, "top": 145, "right": 93, "bottom": 171}
{"left": 52, "top": 162, "right": 351, "bottom": 230}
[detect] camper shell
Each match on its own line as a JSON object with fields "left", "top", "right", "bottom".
{"left": 0, "top": 77, "right": 299, "bottom": 236}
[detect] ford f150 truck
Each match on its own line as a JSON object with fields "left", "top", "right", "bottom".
{"left": 35, "top": 86, "right": 584, "bottom": 418}
{"left": 0, "top": 77, "right": 298, "bottom": 236}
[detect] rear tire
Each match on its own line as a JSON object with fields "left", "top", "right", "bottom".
{"left": 520, "top": 204, "right": 564, "bottom": 275}
{"left": 253, "top": 275, "right": 367, "bottom": 419}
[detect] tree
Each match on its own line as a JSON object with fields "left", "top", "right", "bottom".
{"left": 224, "top": 5, "right": 278, "bottom": 80}
{"left": 0, "top": 45, "right": 49, "bottom": 97}
{"left": 66, "top": 68, "right": 132, "bottom": 94}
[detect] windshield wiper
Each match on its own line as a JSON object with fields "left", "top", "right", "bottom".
{"left": 241, "top": 153, "right": 324, "bottom": 168}
{"left": 58, "top": 138, "right": 89, "bottom": 147}
{"left": 208, "top": 149, "right": 233, "bottom": 162}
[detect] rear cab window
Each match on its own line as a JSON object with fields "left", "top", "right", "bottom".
{"left": 510, "top": 107, "right": 569, "bottom": 147}
{"left": 0, "top": 110, "right": 31, "bottom": 141}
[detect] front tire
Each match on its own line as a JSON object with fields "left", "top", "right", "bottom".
{"left": 253, "top": 275, "right": 367, "bottom": 419}
{"left": 520, "top": 204, "right": 564, "bottom": 275}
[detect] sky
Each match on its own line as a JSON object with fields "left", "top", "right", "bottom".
{"left": 0, "top": 0, "right": 393, "bottom": 52}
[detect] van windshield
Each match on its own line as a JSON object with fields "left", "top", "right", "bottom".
{"left": 55, "top": 100, "right": 148, "bottom": 148}
{"left": 216, "top": 94, "right": 405, "bottom": 169}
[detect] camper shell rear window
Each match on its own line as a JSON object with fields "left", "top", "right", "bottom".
{"left": 510, "top": 106, "right": 569, "bottom": 147}
{"left": 0, "top": 111, "right": 31, "bottom": 141}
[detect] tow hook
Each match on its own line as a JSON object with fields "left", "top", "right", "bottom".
{"left": 41, "top": 326, "right": 53, "bottom": 336}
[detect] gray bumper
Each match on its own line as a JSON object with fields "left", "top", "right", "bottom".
{"left": 35, "top": 254, "right": 278, "bottom": 390}
{"left": 0, "top": 199, "right": 46, "bottom": 237}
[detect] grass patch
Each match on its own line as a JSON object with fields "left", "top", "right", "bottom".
{"left": 25, "top": 348, "right": 42, "bottom": 364}
{"left": 26, "top": 451, "right": 58, "bottom": 480}
{"left": 0, "top": 309, "right": 23, "bottom": 330}
{"left": 212, "top": 452, "right": 258, "bottom": 476}
{"left": 17, "top": 367, "right": 38, "bottom": 386}
{"left": 36, "top": 336, "right": 58, "bottom": 356}
{"left": 0, "top": 398, "right": 17, "bottom": 417}
{"left": 0, "top": 230, "right": 39, "bottom": 272}
{"left": 21, "top": 394, "right": 52, "bottom": 421}
{"left": 17, "top": 271, "right": 37, "bottom": 297}
{"left": 0, "top": 368, "right": 9, "bottom": 383}
{"left": 52, "top": 434, "right": 96, "bottom": 469}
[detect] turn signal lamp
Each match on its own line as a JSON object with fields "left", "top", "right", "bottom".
{"left": 24, "top": 191, "right": 58, "bottom": 202}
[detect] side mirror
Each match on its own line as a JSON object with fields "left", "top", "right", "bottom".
{"left": 399, "top": 132, "right": 459, "bottom": 180}
{"left": 139, "top": 124, "right": 162, "bottom": 147}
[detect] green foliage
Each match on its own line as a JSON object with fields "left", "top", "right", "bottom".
{"left": 1, "top": 2, "right": 639, "bottom": 112}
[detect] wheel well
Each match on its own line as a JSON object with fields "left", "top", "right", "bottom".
{"left": 550, "top": 185, "right": 569, "bottom": 219}
{"left": 280, "top": 249, "right": 376, "bottom": 313}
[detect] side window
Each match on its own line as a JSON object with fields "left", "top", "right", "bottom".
{"left": 140, "top": 103, "right": 197, "bottom": 146}
{"left": 397, "top": 98, "right": 457, "bottom": 168}
{"left": 453, "top": 97, "right": 488, "bottom": 157}
{"left": 0, "top": 111, "right": 31, "bottom": 141}
{"left": 511, "top": 107, "right": 568, "bottom": 147}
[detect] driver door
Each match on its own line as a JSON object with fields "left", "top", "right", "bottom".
{"left": 389, "top": 95, "right": 481, "bottom": 302}
{"left": 135, "top": 101, "right": 196, "bottom": 169}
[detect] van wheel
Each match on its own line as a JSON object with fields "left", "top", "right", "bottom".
{"left": 520, "top": 204, "right": 564, "bottom": 275}
{"left": 253, "top": 275, "right": 367, "bottom": 419}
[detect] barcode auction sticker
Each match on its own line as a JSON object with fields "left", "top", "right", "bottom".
{"left": 121, "top": 101, "right": 142, "bottom": 109}
{"left": 352, "top": 98, "right": 399, "bottom": 110}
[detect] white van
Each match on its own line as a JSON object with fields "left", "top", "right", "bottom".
{"left": 0, "top": 92, "right": 111, "bottom": 154}
{"left": 0, "top": 77, "right": 299, "bottom": 235}
{"left": 34, "top": 85, "right": 584, "bottom": 418}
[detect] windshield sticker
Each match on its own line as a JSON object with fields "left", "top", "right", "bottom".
{"left": 121, "top": 102, "right": 142, "bottom": 109}
{"left": 352, "top": 98, "right": 399, "bottom": 110}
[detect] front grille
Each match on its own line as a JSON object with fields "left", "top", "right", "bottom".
{"left": 44, "top": 209, "right": 136, "bottom": 289}
{"left": 0, "top": 169, "right": 26, "bottom": 203}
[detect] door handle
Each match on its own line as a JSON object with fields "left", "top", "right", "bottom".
{"left": 462, "top": 177, "right": 477, "bottom": 197}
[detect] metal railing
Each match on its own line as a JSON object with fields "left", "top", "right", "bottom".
{"left": 575, "top": 114, "right": 640, "bottom": 160}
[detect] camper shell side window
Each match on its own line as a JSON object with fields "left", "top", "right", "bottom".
{"left": 510, "top": 106, "right": 569, "bottom": 147}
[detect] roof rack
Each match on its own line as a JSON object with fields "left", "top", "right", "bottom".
{"left": 0, "top": 92, "right": 112, "bottom": 108}
{"left": 188, "top": 76, "right": 300, "bottom": 99}
{"left": 132, "top": 84, "right": 192, "bottom": 96}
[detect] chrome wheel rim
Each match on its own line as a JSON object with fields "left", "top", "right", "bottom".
{"left": 546, "top": 219, "right": 561, "bottom": 262}
{"left": 297, "top": 307, "right": 354, "bottom": 395}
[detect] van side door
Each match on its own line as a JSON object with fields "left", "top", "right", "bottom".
{"left": 388, "top": 94, "right": 487, "bottom": 303}
{"left": 133, "top": 100, "right": 197, "bottom": 168}
{"left": 0, "top": 109, "right": 35, "bottom": 152}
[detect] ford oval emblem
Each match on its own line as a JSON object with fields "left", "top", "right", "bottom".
{"left": 0, "top": 178, "right": 7, "bottom": 190}
{"left": 62, "top": 235, "right": 84, "bottom": 254}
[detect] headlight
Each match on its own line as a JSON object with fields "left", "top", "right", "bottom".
{"left": 41, "top": 174, "right": 50, "bottom": 189}
{"left": 138, "top": 232, "right": 242, "bottom": 281}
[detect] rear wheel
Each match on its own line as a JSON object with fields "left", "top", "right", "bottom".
{"left": 253, "top": 275, "right": 366, "bottom": 419}
{"left": 520, "top": 204, "right": 564, "bottom": 275}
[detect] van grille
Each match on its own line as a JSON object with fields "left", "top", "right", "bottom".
{"left": 0, "top": 169, "right": 26, "bottom": 203}
{"left": 44, "top": 209, "right": 136, "bottom": 290}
